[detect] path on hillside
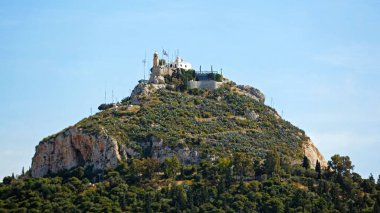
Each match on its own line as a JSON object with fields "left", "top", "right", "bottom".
{"left": 189, "top": 128, "right": 261, "bottom": 138}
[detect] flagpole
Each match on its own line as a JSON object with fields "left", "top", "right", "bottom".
{"left": 162, "top": 49, "right": 169, "bottom": 66}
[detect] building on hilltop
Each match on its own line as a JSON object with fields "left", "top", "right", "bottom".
{"left": 167, "top": 56, "right": 192, "bottom": 69}
{"left": 149, "top": 51, "right": 193, "bottom": 84}
{"left": 188, "top": 70, "right": 223, "bottom": 90}
{"left": 149, "top": 51, "right": 223, "bottom": 90}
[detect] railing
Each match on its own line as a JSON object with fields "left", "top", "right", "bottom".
{"left": 195, "top": 72, "right": 222, "bottom": 81}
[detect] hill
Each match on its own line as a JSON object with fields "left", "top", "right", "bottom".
{"left": 1, "top": 73, "right": 380, "bottom": 212}
{"left": 31, "top": 79, "right": 325, "bottom": 178}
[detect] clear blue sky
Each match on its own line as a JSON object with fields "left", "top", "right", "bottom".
{"left": 1, "top": 1, "right": 380, "bottom": 179}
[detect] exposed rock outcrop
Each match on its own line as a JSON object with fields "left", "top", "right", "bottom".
{"left": 303, "top": 139, "right": 328, "bottom": 169}
{"left": 150, "top": 136, "right": 200, "bottom": 164}
{"left": 237, "top": 85, "right": 265, "bottom": 104}
{"left": 31, "top": 128, "right": 124, "bottom": 178}
{"left": 246, "top": 110, "right": 259, "bottom": 120}
{"left": 130, "top": 82, "right": 166, "bottom": 103}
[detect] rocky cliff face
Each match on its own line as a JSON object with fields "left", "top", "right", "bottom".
{"left": 31, "top": 129, "right": 202, "bottom": 177}
{"left": 31, "top": 128, "right": 327, "bottom": 178}
{"left": 303, "top": 138, "right": 328, "bottom": 168}
{"left": 31, "top": 128, "right": 124, "bottom": 178}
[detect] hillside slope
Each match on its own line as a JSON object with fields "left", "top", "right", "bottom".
{"left": 2, "top": 81, "right": 379, "bottom": 213}
{"left": 31, "top": 81, "right": 326, "bottom": 177}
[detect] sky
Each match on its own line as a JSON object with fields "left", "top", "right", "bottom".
{"left": 1, "top": 0, "right": 380, "bottom": 180}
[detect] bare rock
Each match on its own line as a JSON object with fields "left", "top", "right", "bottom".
{"left": 246, "top": 110, "right": 259, "bottom": 120}
{"left": 303, "top": 138, "right": 328, "bottom": 169}
{"left": 150, "top": 136, "right": 199, "bottom": 164}
{"left": 152, "top": 76, "right": 165, "bottom": 84}
{"left": 267, "top": 109, "right": 281, "bottom": 120}
{"left": 130, "top": 82, "right": 166, "bottom": 104}
{"left": 31, "top": 128, "right": 125, "bottom": 178}
{"left": 236, "top": 85, "right": 265, "bottom": 104}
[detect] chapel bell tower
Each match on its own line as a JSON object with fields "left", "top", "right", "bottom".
{"left": 153, "top": 52, "right": 159, "bottom": 67}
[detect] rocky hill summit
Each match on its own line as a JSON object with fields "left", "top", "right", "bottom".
{"left": 4, "top": 53, "right": 378, "bottom": 213}
{"left": 31, "top": 76, "right": 327, "bottom": 178}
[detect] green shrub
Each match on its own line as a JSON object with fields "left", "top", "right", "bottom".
{"left": 98, "top": 103, "right": 114, "bottom": 111}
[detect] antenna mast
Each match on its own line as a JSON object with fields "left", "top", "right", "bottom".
{"left": 142, "top": 51, "right": 147, "bottom": 81}
{"left": 112, "top": 90, "right": 114, "bottom": 103}
{"left": 104, "top": 90, "right": 107, "bottom": 104}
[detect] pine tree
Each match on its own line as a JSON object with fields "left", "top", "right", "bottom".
{"left": 163, "top": 156, "right": 180, "bottom": 179}
{"left": 21, "top": 167, "right": 25, "bottom": 176}
{"left": 264, "top": 149, "right": 280, "bottom": 177}
{"left": 144, "top": 192, "right": 152, "bottom": 213}
{"left": 315, "top": 160, "right": 321, "bottom": 179}
{"left": 121, "top": 194, "right": 127, "bottom": 211}
{"left": 328, "top": 154, "right": 353, "bottom": 176}
{"left": 302, "top": 155, "right": 310, "bottom": 169}
{"left": 374, "top": 200, "right": 380, "bottom": 213}
{"left": 370, "top": 173, "right": 375, "bottom": 184}
{"left": 233, "top": 152, "right": 252, "bottom": 181}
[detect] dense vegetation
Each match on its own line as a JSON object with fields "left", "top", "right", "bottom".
{"left": 1, "top": 85, "right": 379, "bottom": 212}
{"left": 1, "top": 154, "right": 380, "bottom": 212}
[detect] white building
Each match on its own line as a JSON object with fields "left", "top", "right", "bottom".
{"left": 166, "top": 56, "right": 192, "bottom": 70}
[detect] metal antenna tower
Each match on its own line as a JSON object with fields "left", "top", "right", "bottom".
{"left": 142, "top": 51, "right": 147, "bottom": 81}
{"left": 112, "top": 90, "right": 114, "bottom": 103}
{"left": 104, "top": 90, "right": 107, "bottom": 104}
